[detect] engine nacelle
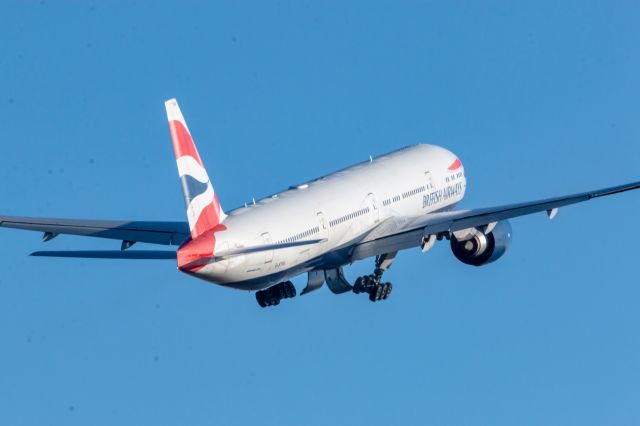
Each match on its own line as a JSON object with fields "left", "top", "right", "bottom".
{"left": 450, "top": 220, "right": 512, "bottom": 266}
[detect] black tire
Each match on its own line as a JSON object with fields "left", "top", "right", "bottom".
{"left": 256, "top": 292, "right": 267, "bottom": 308}
{"left": 382, "top": 283, "right": 393, "bottom": 300}
{"left": 353, "top": 277, "right": 364, "bottom": 294}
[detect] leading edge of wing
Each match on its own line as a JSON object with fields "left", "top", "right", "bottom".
{"left": 0, "top": 216, "right": 190, "bottom": 246}
{"left": 415, "top": 179, "right": 640, "bottom": 235}
{"left": 31, "top": 250, "right": 177, "bottom": 259}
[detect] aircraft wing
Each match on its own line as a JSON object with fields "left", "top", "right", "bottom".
{"left": 352, "top": 180, "right": 640, "bottom": 260}
{"left": 0, "top": 216, "right": 190, "bottom": 246}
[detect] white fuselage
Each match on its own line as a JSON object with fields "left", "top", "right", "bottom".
{"left": 189, "top": 144, "right": 466, "bottom": 290}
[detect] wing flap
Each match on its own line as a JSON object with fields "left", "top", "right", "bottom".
{"left": 352, "top": 228, "right": 423, "bottom": 261}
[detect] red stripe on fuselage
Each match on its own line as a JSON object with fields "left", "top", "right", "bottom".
{"left": 169, "top": 120, "right": 203, "bottom": 166}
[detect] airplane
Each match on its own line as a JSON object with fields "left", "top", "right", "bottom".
{"left": 1, "top": 99, "right": 638, "bottom": 308}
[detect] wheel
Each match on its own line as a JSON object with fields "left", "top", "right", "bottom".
{"left": 376, "top": 284, "right": 384, "bottom": 301}
{"left": 256, "top": 292, "right": 267, "bottom": 308}
{"left": 287, "top": 282, "right": 297, "bottom": 298}
{"left": 382, "top": 283, "right": 393, "bottom": 300}
{"left": 353, "top": 277, "right": 364, "bottom": 294}
{"left": 369, "top": 284, "right": 383, "bottom": 302}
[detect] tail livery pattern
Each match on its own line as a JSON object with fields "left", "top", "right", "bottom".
{"left": 165, "top": 99, "right": 226, "bottom": 239}
{"left": 166, "top": 99, "right": 227, "bottom": 272}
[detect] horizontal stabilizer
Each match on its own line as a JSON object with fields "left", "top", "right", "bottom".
{"left": 31, "top": 250, "right": 177, "bottom": 260}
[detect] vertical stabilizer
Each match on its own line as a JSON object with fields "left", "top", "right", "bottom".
{"left": 165, "top": 99, "right": 226, "bottom": 239}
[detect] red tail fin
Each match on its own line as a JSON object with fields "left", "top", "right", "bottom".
{"left": 165, "top": 99, "right": 226, "bottom": 239}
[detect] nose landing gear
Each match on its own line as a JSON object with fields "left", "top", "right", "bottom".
{"left": 256, "top": 281, "right": 296, "bottom": 308}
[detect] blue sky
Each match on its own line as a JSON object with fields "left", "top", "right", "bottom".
{"left": 1, "top": 1, "right": 639, "bottom": 425}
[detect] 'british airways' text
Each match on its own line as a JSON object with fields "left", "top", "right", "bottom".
{"left": 423, "top": 182, "right": 464, "bottom": 208}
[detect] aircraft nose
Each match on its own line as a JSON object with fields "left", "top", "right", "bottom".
{"left": 448, "top": 158, "right": 462, "bottom": 171}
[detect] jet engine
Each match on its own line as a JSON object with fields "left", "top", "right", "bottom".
{"left": 450, "top": 220, "right": 512, "bottom": 266}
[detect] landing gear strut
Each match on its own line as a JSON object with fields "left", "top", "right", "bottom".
{"left": 256, "top": 281, "right": 296, "bottom": 308}
{"left": 353, "top": 251, "right": 397, "bottom": 302}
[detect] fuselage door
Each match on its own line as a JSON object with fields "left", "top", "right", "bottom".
{"left": 425, "top": 171, "right": 434, "bottom": 190}
{"left": 261, "top": 232, "right": 273, "bottom": 264}
{"left": 314, "top": 211, "right": 329, "bottom": 258}
{"left": 366, "top": 193, "right": 380, "bottom": 224}
{"left": 316, "top": 211, "right": 329, "bottom": 243}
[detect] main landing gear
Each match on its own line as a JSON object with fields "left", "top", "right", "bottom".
{"left": 256, "top": 251, "right": 398, "bottom": 307}
{"left": 352, "top": 251, "right": 397, "bottom": 303}
{"left": 353, "top": 275, "right": 393, "bottom": 302}
{"left": 256, "top": 281, "right": 296, "bottom": 308}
